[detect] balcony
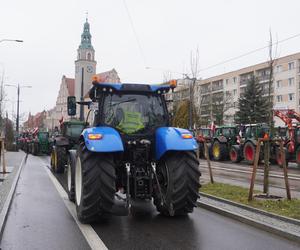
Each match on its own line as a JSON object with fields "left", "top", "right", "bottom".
{"left": 257, "top": 75, "right": 270, "bottom": 82}
{"left": 211, "top": 87, "right": 223, "bottom": 92}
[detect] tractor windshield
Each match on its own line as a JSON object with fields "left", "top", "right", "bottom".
{"left": 102, "top": 93, "right": 168, "bottom": 134}
{"left": 222, "top": 128, "right": 236, "bottom": 137}
{"left": 38, "top": 132, "right": 49, "bottom": 140}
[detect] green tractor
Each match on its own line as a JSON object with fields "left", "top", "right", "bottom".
{"left": 50, "top": 120, "right": 86, "bottom": 173}
{"left": 32, "top": 131, "right": 51, "bottom": 155}
{"left": 230, "top": 123, "right": 269, "bottom": 164}
{"left": 211, "top": 126, "right": 239, "bottom": 161}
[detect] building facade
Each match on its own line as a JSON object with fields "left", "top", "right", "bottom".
{"left": 169, "top": 52, "right": 300, "bottom": 126}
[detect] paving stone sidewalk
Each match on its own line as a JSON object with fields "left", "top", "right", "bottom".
{"left": 0, "top": 151, "right": 25, "bottom": 214}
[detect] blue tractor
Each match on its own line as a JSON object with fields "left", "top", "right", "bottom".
{"left": 66, "top": 79, "right": 201, "bottom": 223}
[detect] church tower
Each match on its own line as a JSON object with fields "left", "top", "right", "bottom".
{"left": 75, "top": 18, "right": 97, "bottom": 101}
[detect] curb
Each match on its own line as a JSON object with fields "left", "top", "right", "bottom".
{"left": 197, "top": 193, "right": 300, "bottom": 244}
{"left": 0, "top": 155, "right": 26, "bottom": 238}
{"left": 199, "top": 192, "right": 300, "bottom": 226}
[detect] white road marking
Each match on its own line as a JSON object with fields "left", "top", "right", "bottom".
{"left": 40, "top": 158, "right": 108, "bottom": 250}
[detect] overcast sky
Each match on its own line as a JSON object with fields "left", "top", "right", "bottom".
{"left": 1, "top": 0, "right": 300, "bottom": 121}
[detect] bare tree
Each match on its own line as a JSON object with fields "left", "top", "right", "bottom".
{"left": 264, "top": 29, "right": 278, "bottom": 195}
{"left": 211, "top": 91, "right": 234, "bottom": 125}
{"left": 187, "top": 47, "right": 200, "bottom": 129}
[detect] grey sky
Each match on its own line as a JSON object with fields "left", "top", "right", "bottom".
{"left": 1, "top": 0, "right": 300, "bottom": 120}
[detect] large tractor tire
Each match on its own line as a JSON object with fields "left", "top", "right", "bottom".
{"left": 75, "top": 144, "right": 116, "bottom": 223}
{"left": 33, "top": 143, "right": 39, "bottom": 156}
{"left": 153, "top": 151, "right": 201, "bottom": 216}
{"left": 276, "top": 146, "right": 289, "bottom": 168}
{"left": 198, "top": 143, "right": 204, "bottom": 158}
{"left": 229, "top": 146, "right": 242, "bottom": 163}
{"left": 243, "top": 141, "right": 256, "bottom": 165}
{"left": 67, "top": 150, "right": 76, "bottom": 202}
{"left": 295, "top": 147, "right": 300, "bottom": 168}
{"left": 50, "top": 146, "right": 67, "bottom": 173}
{"left": 206, "top": 142, "right": 213, "bottom": 159}
{"left": 212, "top": 141, "right": 228, "bottom": 161}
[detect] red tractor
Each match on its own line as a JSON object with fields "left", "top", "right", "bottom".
{"left": 196, "top": 127, "right": 213, "bottom": 158}
{"left": 274, "top": 109, "right": 300, "bottom": 167}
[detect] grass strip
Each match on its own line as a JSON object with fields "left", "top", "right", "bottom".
{"left": 201, "top": 183, "right": 300, "bottom": 220}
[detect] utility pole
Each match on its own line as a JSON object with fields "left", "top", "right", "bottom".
{"left": 16, "top": 84, "right": 20, "bottom": 134}
{"left": 80, "top": 67, "right": 84, "bottom": 121}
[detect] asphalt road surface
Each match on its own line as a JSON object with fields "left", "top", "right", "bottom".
{"left": 1, "top": 154, "right": 299, "bottom": 250}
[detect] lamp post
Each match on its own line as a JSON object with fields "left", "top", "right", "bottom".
{"left": 5, "top": 84, "right": 31, "bottom": 134}
{"left": 0, "top": 39, "right": 23, "bottom": 43}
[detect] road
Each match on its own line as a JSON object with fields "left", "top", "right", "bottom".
{"left": 0, "top": 154, "right": 299, "bottom": 250}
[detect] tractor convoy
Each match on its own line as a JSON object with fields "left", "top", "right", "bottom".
{"left": 45, "top": 78, "right": 201, "bottom": 223}
{"left": 18, "top": 76, "right": 300, "bottom": 223}
{"left": 196, "top": 110, "right": 300, "bottom": 168}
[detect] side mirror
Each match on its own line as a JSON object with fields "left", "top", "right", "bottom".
{"left": 67, "top": 96, "right": 77, "bottom": 116}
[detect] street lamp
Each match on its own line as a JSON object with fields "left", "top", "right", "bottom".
{"left": 0, "top": 39, "right": 23, "bottom": 43}
{"left": 5, "top": 84, "right": 31, "bottom": 134}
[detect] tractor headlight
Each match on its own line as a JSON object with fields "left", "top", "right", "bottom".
{"left": 181, "top": 134, "right": 193, "bottom": 139}
{"left": 88, "top": 134, "right": 103, "bottom": 140}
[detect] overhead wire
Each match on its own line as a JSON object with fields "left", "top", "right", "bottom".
{"left": 199, "top": 32, "right": 300, "bottom": 72}
{"left": 122, "top": 0, "right": 147, "bottom": 68}
{"left": 147, "top": 32, "right": 300, "bottom": 77}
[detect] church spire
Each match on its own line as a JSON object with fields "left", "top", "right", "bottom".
{"left": 79, "top": 17, "right": 94, "bottom": 50}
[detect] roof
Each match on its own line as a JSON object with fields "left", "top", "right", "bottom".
{"left": 65, "top": 77, "right": 75, "bottom": 96}
{"left": 90, "top": 83, "right": 173, "bottom": 97}
{"left": 96, "top": 69, "right": 120, "bottom": 83}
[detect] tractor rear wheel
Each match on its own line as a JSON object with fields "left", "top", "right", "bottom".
{"left": 212, "top": 141, "right": 227, "bottom": 161}
{"left": 50, "top": 146, "right": 66, "bottom": 173}
{"left": 67, "top": 151, "right": 76, "bottom": 202}
{"left": 243, "top": 141, "right": 256, "bottom": 164}
{"left": 230, "top": 146, "right": 242, "bottom": 163}
{"left": 153, "top": 151, "right": 201, "bottom": 216}
{"left": 75, "top": 144, "right": 116, "bottom": 223}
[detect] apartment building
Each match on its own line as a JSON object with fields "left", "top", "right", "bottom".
{"left": 169, "top": 52, "right": 300, "bottom": 126}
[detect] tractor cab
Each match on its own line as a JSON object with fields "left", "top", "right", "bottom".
{"left": 243, "top": 123, "right": 269, "bottom": 140}
{"left": 65, "top": 79, "right": 200, "bottom": 222}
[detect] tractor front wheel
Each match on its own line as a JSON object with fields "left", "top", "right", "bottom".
{"left": 153, "top": 151, "right": 201, "bottom": 216}
{"left": 67, "top": 151, "right": 76, "bottom": 202}
{"left": 212, "top": 141, "right": 227, "bottom": 161}
{"left": 275, "top": 146, "right": 288, "bottom": 168}
{"left": 50, "top": 146, "right": 66, "bottom": 173}
{"left": 295, "top": 147, "right": 300, "bottom": 168}
{"left": 75, "top": 144, "right": 116, "bottom": 223}
{"left": 229, "top": 146, "right": 242, "bottom": 163}
{"left": 243, "top": 142, "right": 256, "bottom": 165}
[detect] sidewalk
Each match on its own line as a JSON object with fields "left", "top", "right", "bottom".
{"left": 0, "top": 150, "right": 25, "bottom": 214}
{"left": 0, "top": 154, "right": 90, "bottom": 250}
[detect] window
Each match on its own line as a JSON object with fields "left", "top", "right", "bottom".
{"left": 288, "top": 93, "right": 295, "bottom": 101}
{"left": 288, "top": 62, "right": 295, "bottom": 70}
{"left": 233, "top": 89, "right": 237, "bottom": 96}
{"left": 226, "top": 79, "right": 229, "bottom": 85}
{"left": 276, "top": 95, "right": 283, "bottom": 102}
{"left": 288, "top": 78, "right": 294, "bottom": 86}
{"left": 276, "top": 80, "right": 282, "bottom": 88}
{"left": 276, "top": 65, "right": 282, "bottom": 72}
{"left": 233, "top": 77, "right": 236, "bottom": 83}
